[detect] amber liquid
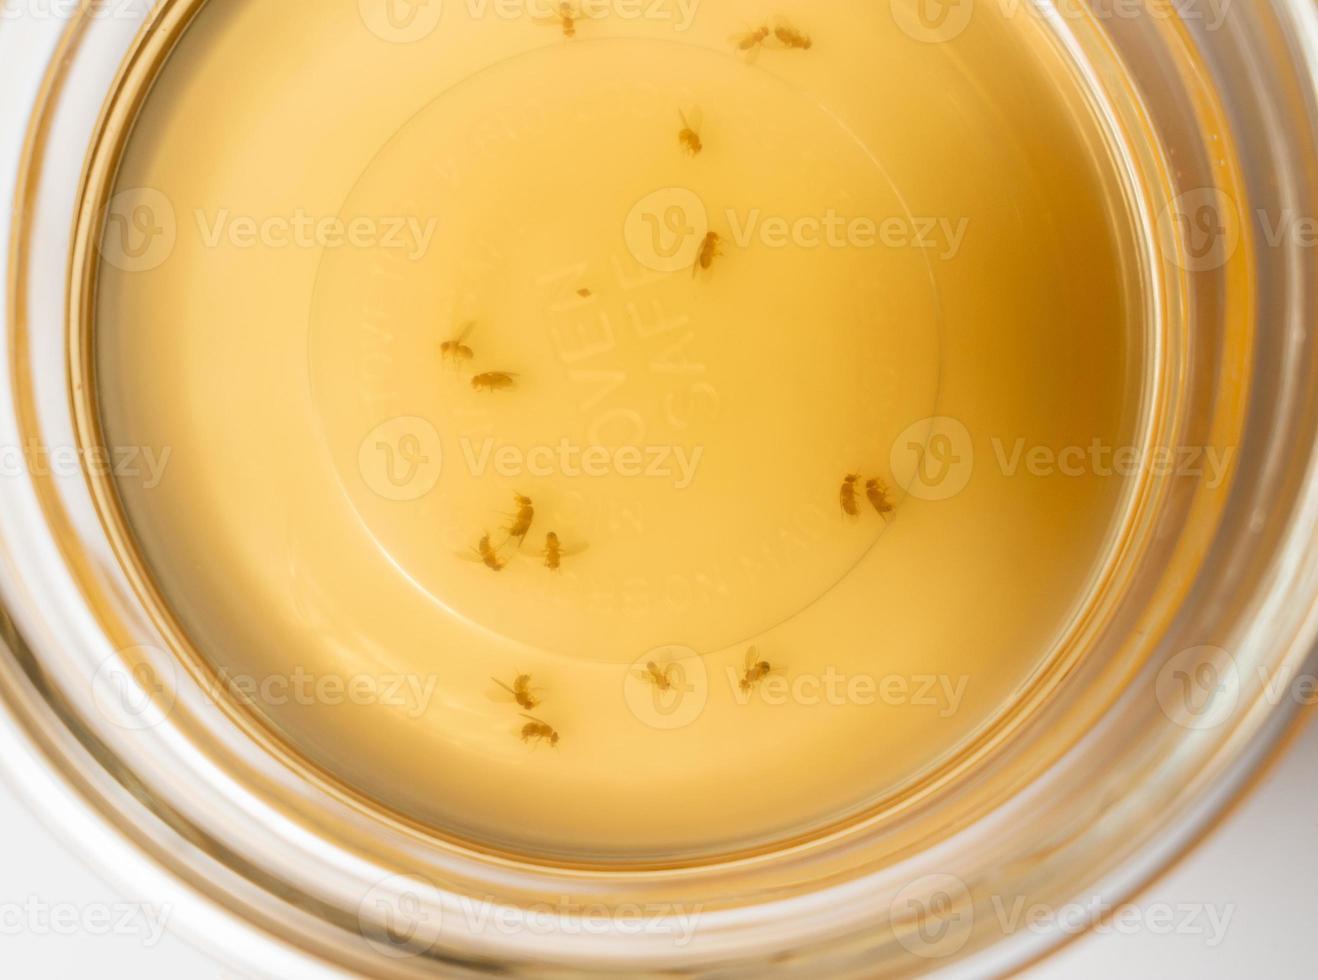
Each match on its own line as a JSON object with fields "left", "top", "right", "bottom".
{"left": 96, "top": 0, "right": 1143, "bottom": 860}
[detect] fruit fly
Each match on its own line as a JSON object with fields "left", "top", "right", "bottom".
{"left": 731, "top": 25, "right": 771, "bottom": 59}
{"left": 543, "top": 532, "right": 564, "bottom": 571}
{"left": 520, "top": 714, "right": 560, "bottom": 747}
{"left": 840, "top": 474, "right": 861, "bottom": 517}
{"left": 441, "top": 322, "right": 476, "bottom": 366}
{"left": 537, "top": 1, "right": 579, "bottom": 38}
{"left": 739, "top": 647, "right": 773, "bottom": 693}
{"left": 634, "top": 660, "right": 679, "bottom": 691}
{"left": 678, "top": 107, "right": 703, "bottom": 156}
{"left": 505, "top": 493, "right": 535, "bottom": 543}
{"left": 772, "top": 20, "right": 813, "bottom": 50}
{"left": 536, "top": 531, "right": 586, "bottom": 570}
{"left": 467, "top": 532, "right": 508, "bottom": 571}
{"left": 577, "top": 287, "right": 592, "bottom": 298}
{"left": 866, "top": 478, "right": 895, "bottom": 519}
{"left": 693, "top": 231, "right": 722, "bottom": 277}
{"left": 493, "top": 674, "right": 541, "bottom": 710}
{"left": 542, "top": 531, "right": 565, "bottom": 570}
{"left": 472, "top": 371, "right": 518, "bottom": 393}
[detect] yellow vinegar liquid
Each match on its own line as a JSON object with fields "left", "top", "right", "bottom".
{"left": 95, "top": 0, "right": 1144, "bottom": 860}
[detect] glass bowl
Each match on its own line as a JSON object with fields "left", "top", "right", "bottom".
{"left": 1, "top": 1, "right": 1316, "bottom": 975}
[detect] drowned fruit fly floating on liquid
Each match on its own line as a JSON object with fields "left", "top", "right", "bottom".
{"left": 693, "top": 231, "right": 722, "bottom": 277}
{"left": 472, "top": 371, "right": 518, "bottom": 393}
{"left": 538, "top": 531, "right": 587, "bottom": 570}
{"left": 505, "top": 493, "right": 535, "bottom": 544}
{"left": 739, "top": 647, "right": 773, "bottom": 693}
{"left": 543, "top": 532, "right": 564, "bottom": 570}
{"left": 634, "top": 660, "right": 680, "bottom": 691}
{"left": 493, "top": 674, "right": 541, "bottom": 710}
{"left": 520, "top": 715, "right": 561, "bottom": 747}
{"left": 464, "top": 532, "right": 508, "bottom": 572}
{"left": 731, "top": 25, "right": 771, "bottom": 60}
{"left": 541, "top": 531, "right": 566, "bottom": 570}
{"left": 840, "top": 473, "right": 861, "bottom": 517}
{"left": 867, "top": 478, "right": 895, "bottom": 519}
{"left": 678, "top": 107, "right": 703, "bottom": 156}
{"left": 772, "top": 20, "right": 813, "bottom": 50}
{"left": 441, "top": 322, "right": 476, "bottom": 366}
{"left": 537, "top": 1, "right": 579, "bottom": 38}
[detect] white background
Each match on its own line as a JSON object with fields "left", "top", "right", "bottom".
{"left": 0, "top": 714, "right": 1314, "bottom": 977}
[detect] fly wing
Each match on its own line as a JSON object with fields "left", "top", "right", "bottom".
{"left": 730, "top": 30, "right": 765, "bottom": 62}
